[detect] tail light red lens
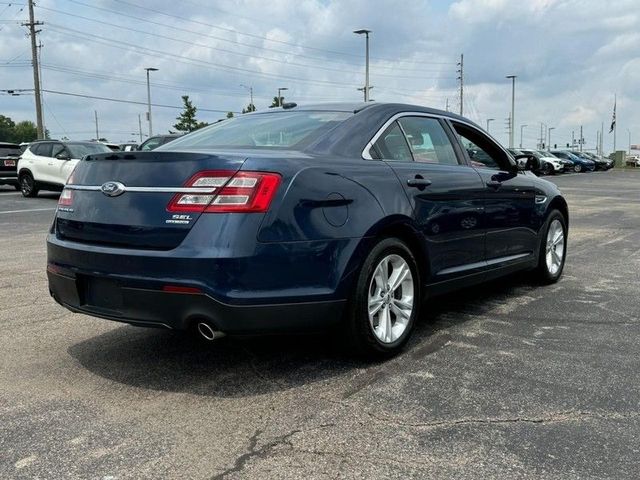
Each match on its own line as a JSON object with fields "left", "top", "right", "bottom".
{"left": 167, "top": 170, "right": 281, "bottom": 213}
{"left": 58, "top": 188, "right": 73, "bottom": 207}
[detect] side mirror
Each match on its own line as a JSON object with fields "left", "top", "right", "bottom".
{"left": 56, "top": 152, "right": 71, "bottom": 160}
{"left": 514, "top": 154, "right": 539, "bottom": 172}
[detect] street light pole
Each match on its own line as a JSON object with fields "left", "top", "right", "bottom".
{"left": 486, "top": 118, "right": 494, "bottom": 133}
{"left": 520, "top": 124, "right": 528, "bottom": 148}
{"left": 277, "top": 87, "right": 288, "bottom": 107}
{"left": 354, "top": 29, "right": 372, "bottom": 102}
{"left": 505, "top": 75, "right": 516, "bottom": 148}
{"left": 628, "top": 129, "right": 632, "bottom": 155}
{"left": 145, "top": 67, "right": 158, "bottom": 137}
{"left": 548, "top": 127, "right": 555, "bottom": 150}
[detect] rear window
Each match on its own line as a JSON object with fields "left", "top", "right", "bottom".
{"left": 66, "top": 143, "right": 111, "bottom": 158}
{"left": 0, "top": 145, "right": 20, "bottom": 157}
{"left": 161, "top": 111, "right": 351, "bottom": 150}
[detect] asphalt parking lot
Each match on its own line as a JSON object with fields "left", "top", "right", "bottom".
{"left": 1, "top": 170, "right": 639, "bottom": 479}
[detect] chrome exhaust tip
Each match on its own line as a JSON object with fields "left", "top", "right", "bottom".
{"left": 196, "top": 322, "right": 226, "bottom": 341}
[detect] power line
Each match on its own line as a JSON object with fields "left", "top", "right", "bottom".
{"left": 36, "top": 5, "right": 449, "bottom": 82}
{"left": 62, "top": 0, "right": 453, "bottom": 74}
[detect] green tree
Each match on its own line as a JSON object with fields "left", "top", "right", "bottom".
{"left": 242, "top": 103, "right": 256, "bottom": 114}
{"left": 0, "top": 115, "right": 16, "bottom": 142}
{"left": 226, "top": 111, "right": 234, "bottom": 119}
{"left": 269, "top": 96, "right": 284, "bottom": 108}
{"left": 173, "top": 95, "right": 208, "bottom": 133}
{"left": 13, "top": 121, "right": 38, "bottom": 143}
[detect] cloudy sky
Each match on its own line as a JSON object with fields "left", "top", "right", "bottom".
{"left": 1, "top": 0, "right": 638, "bottom": 151}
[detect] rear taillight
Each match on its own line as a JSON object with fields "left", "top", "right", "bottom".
{"left": 167, "top": 170, "right": 281, "bottom": 213}
{"left": 58, "top": 188, "right": 73, "bottom": 207}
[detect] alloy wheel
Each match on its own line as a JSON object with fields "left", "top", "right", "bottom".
{"left": 368, "top": 254, "right": 414, "bottom": 344}
{"left": 545, "top": 219, "right": 565, "bottom": 276}
{"left": 21, "top": 176, "right": 32, "bottom": 196}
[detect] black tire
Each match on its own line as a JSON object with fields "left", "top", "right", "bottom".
{"left": 573, "top": 164, "right": 582, "bottom": 173}
{"left": 533, "top": 209, "right": 567, "bottom": 284}
{"left": 542, "top": 162, "right": 553, "bottom": 175}
{"left": 344, "top": 237, "right": 421, "bottom": 358}
{"left": 19, "top": 172, "right": 39, "bottom": 197}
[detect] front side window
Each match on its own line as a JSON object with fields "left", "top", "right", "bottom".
{"left": 161, "top": 111, "right": 351, "bottom": 150}
{"left": 397, "top": 117, "right": 459, "bottom": 165}
{"left": 51, "top": 143, "right": 66, "bottom": 158}
{"left": 452, "top": 123, "right": 511, "bottom": 171}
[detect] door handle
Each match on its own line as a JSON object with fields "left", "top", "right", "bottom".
{"left": 407, "top": 176, "right": 432, "bottom": 189}
{"left": 486, "top": 180, "right": 502, "bottom": 189}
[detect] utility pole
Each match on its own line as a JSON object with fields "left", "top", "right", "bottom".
{"left": 579, "top": 125, "right": 583, "bottom": 152}
{"left": 613, "top": 94, "right": 617, "bottom": 153}
{"left": 547, "top": 127, "right": 555, "bottom": 150}
{"left": 540, "top": 123, "right": 545, "bottom": 149}
{"left": 94, "top": 111, "right": 99, "bottom": 140}
{"left": 23, "top": 0, "right": 44, "bottom": 139}
{"left": 600, "top": 121, "right": 604, "bottom": 155}
{"left": 138, "top": 114, "right": 143, "bottom": 142}
{"left": 506, "top": 75, "right": 516, "bottom": 148}
{"left": 457, "top": 54, "right": 464, "bottom": 116}
{"left": 445, "top": 98, "right": 449, "bottom": 112}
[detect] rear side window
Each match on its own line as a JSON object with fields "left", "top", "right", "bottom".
{"left": 372, "top": 123, "right": 412, "bottom": 161}
{"left": 161, "top": 111, "right": 351, "bottom": 150}
{"left": 51, "top": 143, "right": 66, "bottom": 158}
{"left": 397, "top": 117, "right": 459, "bottom": 165}
{"left": 32, "top": 143, "right": 52, "bottom": 157}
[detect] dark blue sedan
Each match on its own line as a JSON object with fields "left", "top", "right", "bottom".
{"left": 550, "top": 150, "right": 596, "bottom": 172}
{"left": 47, "top": 103, "right": 569, "bottom": 357}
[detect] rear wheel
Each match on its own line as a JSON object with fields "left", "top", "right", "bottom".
{"left": 19, "top": 172, "right": 38, "bottom": 197}
{"left": 345, "top": 238, "right": 420, "bottom": 358}
{"left": 573, "top": 164, "right": 582, "bottom": 173}
{"left": 533, "top": 209, "right": 567, "bottom": 284}
{"left": 541, "top": 162, "right": 553, "bottom": 175}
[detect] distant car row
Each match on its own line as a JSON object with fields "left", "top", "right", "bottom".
{"left": 507, "top": 148, "right": 614, "bottom": 175}
{"left": 0, "top": 135, "right": 181, "bottom": 195}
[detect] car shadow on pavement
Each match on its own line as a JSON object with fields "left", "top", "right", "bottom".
{"left": 67, "top": 271, "right": 539, "bottom": 398}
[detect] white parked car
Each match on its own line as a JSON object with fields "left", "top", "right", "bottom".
{"left": 17, "top": 141, "right": 112, "bottom": 197}
{"left": 521, "top": 150, "right": 566, "bottom": 174}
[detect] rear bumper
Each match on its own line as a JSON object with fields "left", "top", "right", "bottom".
{"left": 48, "top": 269, "right": 345, "bottom": 333}
{"left": 0, "top": 173, "right": 17, "bottom": 185}
{"left": 46, "top": 233, "right": 359, "bottom": 333}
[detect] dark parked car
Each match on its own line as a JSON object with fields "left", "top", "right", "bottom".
{"left": 550, "top": 150, "right": 595, "bottom": 172}
{"left": 0, "top": 142, "right": 21, "bottom": 189}
{"left": 137, "top": 134, "right": 181, "bottom": 151}
{"left": 47, "top": 103, "right": 569, "bottom": 357}
{"left": 574, "top": 151, "right": 613, "bottom": 170}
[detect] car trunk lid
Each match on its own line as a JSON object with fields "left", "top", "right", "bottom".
{"left": 55, "top": 151, "right": 247, "bottom": 250}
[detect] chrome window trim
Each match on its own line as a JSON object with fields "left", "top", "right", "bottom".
{"left": 65, "top": 185, "right": 217, "bottom": 194}
{"left": 361, "top": 111, "right": 514, "bottom": 167}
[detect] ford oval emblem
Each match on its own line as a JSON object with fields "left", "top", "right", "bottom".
{"left": 101, "top": 181, "right": 126, "bottom": 197}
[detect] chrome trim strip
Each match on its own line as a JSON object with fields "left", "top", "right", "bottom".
{"left": 437, "top": 252, "right": 531, "bottom": 276}
{"left": 64, "top": 185, "right": 217, "bottom": 194}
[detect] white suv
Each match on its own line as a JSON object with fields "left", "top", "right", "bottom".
{"left": 18, "top": 141, "right": 111, "bottom": 197}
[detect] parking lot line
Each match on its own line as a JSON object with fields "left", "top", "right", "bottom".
{"left": 0, "top": 207, "right": 56, "bottom": 215}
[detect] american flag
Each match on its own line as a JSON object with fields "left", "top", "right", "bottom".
{"left": 609, "top": 97, "right": 616, "bottom": 133}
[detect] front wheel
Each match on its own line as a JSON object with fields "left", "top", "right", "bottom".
{"left": 19, "top": 172, "right": 39, "bottom": 197}
{"left": 533, "top": 210, "right": 567, "bottom": 284}
{"left": 344, "top": 238, "right": 421, "bottom": 358}
{"left": 573, "top": 164, "right": 582, "bottom": 173}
